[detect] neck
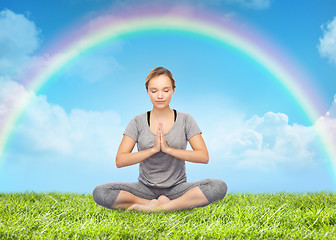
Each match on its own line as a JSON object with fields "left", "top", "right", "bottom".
{"left": 151, "top": 106, "right": 173, "bottom": 118}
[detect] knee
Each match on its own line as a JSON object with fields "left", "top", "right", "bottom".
{"left": 92, "top": 184, "right": 119, "bottom": 209}
{"left": 92, "top": 185, "right": 104, "bottom": 205}
{"left": 201, "top": 179, "right": 228, "bottom": 204}
{"left": 212, "top": 179, "right": 228, "bottom": 200}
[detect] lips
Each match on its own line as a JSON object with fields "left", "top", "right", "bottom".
{"left": 156, "top": 101, "right": 165, "bottom": 104}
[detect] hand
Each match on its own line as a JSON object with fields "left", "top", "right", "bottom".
{"left": 160, "top": 123, "right": 170, "bottom": 154}
{"left": 152, "top": 123, "right": 161, "bottom": 153}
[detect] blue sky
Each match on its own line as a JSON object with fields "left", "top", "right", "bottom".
{"left": 1, "top": 0, "right": 336, "bottom": 193}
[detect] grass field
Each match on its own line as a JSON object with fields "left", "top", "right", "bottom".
{"left": 0, "top": 192, "right": 335, "bottom": 239}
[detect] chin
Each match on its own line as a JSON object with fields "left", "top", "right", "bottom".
{"left": 155, "top": 104, "right": 169, "bottom": 108}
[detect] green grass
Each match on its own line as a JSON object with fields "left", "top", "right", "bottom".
{"left": 0, "top": 193, "right": 335, "bottom": 239}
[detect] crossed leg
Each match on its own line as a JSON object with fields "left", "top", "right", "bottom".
{"left": 93, "top": 179, "right": 226, "bottom": 212}
{"left": 112, "top": 190, "right": 151, "bottom": 210}
{"left": 125, "top": 187, "right": 209, "bottom": 212}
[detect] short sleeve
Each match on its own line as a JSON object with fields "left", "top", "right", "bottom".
{"left": 185, "top": 114, "right": 202, "bottom": 141}
{"left": 123, "top": 116, "right": 139, "bottom": 142}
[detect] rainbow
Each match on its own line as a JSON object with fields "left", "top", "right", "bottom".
{"left": 1, "top": 9, "right": 335, "bottom": 183}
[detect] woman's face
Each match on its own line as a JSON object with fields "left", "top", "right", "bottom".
{"left": 147, "top": 75, "right": 175, "bottom": 109}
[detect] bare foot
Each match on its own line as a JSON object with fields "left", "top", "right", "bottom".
{"left": 126, "top": 203, "right": 151, "bottom": 212}
{"left": 127, "top": 199, "right": 162, "bottom": 212}
{"left": 158, "top": 195, "right": 170, "bottom": 203}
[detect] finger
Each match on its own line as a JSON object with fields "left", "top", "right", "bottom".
{"left": 161, "top": 133, "right": 165, "bottom": 144}
{"left": 160, "top": 133, "right": 164, "bottom": 143}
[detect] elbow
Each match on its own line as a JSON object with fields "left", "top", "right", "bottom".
{"left": 115, "top": 156, "right": 124, "bottom": 168}
{"left": 116, "top": 162, "right": 122, "bottom": 168}
{"left": 115, "top": 160, "right": 121, "bottom": 168}
{"left": 202, "top": 152, "right": 209, "bottom": 164}
{"left": 116, "top": 161, "right": 124, "bottom": 168}
{"left": 203, "top": 157, "right": 209, "bottom": 164}
{"left": 116, "top": 152, "right": 131, "bottom": 168}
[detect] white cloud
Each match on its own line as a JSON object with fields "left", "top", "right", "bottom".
{"left": 204, "top": 111, "right": 319, "bottom": 171}
{"left": 0, "top": 9, "right": 40, "bottom": 76}
{"left": 0, "top": 77, "right": 124, "bottom": 163}
{"left": 318, "top": 16, "right": 336, "bottom": 65}
{"left": 0, "top": 9, "right": 126, "bottom": 165}
{"left": 0, "top": 76, "right": 30, "bottom": 115}
{"left": 223, "top": 0, "right": 270, "bottom": 9}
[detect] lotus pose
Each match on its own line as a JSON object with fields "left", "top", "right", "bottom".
{"left": 93, "top": 67, "right": 227, "bottom": 212}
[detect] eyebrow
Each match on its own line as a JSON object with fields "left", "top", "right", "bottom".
{"left": 149, "top": 86, "right": 172, "bottom": 90}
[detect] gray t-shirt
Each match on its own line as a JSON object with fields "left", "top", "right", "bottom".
{"left": 123, "top": 110, "right": 202, "bottom": 188}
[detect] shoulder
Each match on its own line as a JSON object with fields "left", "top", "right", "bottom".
{"left": 176, "top": 110, "right": 202, "bottom": 139}
{"left": 176, "top": 110, "right": 196, "bottom": 122}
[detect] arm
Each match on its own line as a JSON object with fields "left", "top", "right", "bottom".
{"left": 116, "top": 130, "right": 161, "bottom": 168}
{"left": 162, "top": 133, "right": 209, "bottom": 164}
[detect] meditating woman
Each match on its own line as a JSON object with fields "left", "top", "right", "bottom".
{"left": 93, "top": 67, "right": 227, "bottom": 212}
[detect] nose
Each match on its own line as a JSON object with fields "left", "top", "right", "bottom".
{"left": 158, "top": 91, "right": 163, "bottom": 99}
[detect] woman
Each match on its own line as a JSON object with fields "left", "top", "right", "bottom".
{"left": 93, "top": 67, "right": 227, "bottom": 212}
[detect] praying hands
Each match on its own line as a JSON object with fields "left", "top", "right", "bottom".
{"left": 152, "top": 122, "right": 170, "bottom": 154}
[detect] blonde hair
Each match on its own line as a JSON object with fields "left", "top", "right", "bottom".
{"left": 145, "top": 67, "right": 176, "bottom": 90}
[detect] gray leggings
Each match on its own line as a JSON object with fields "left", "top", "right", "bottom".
{"left": 92, "top": 179, "right": 227, "bottom": 209}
